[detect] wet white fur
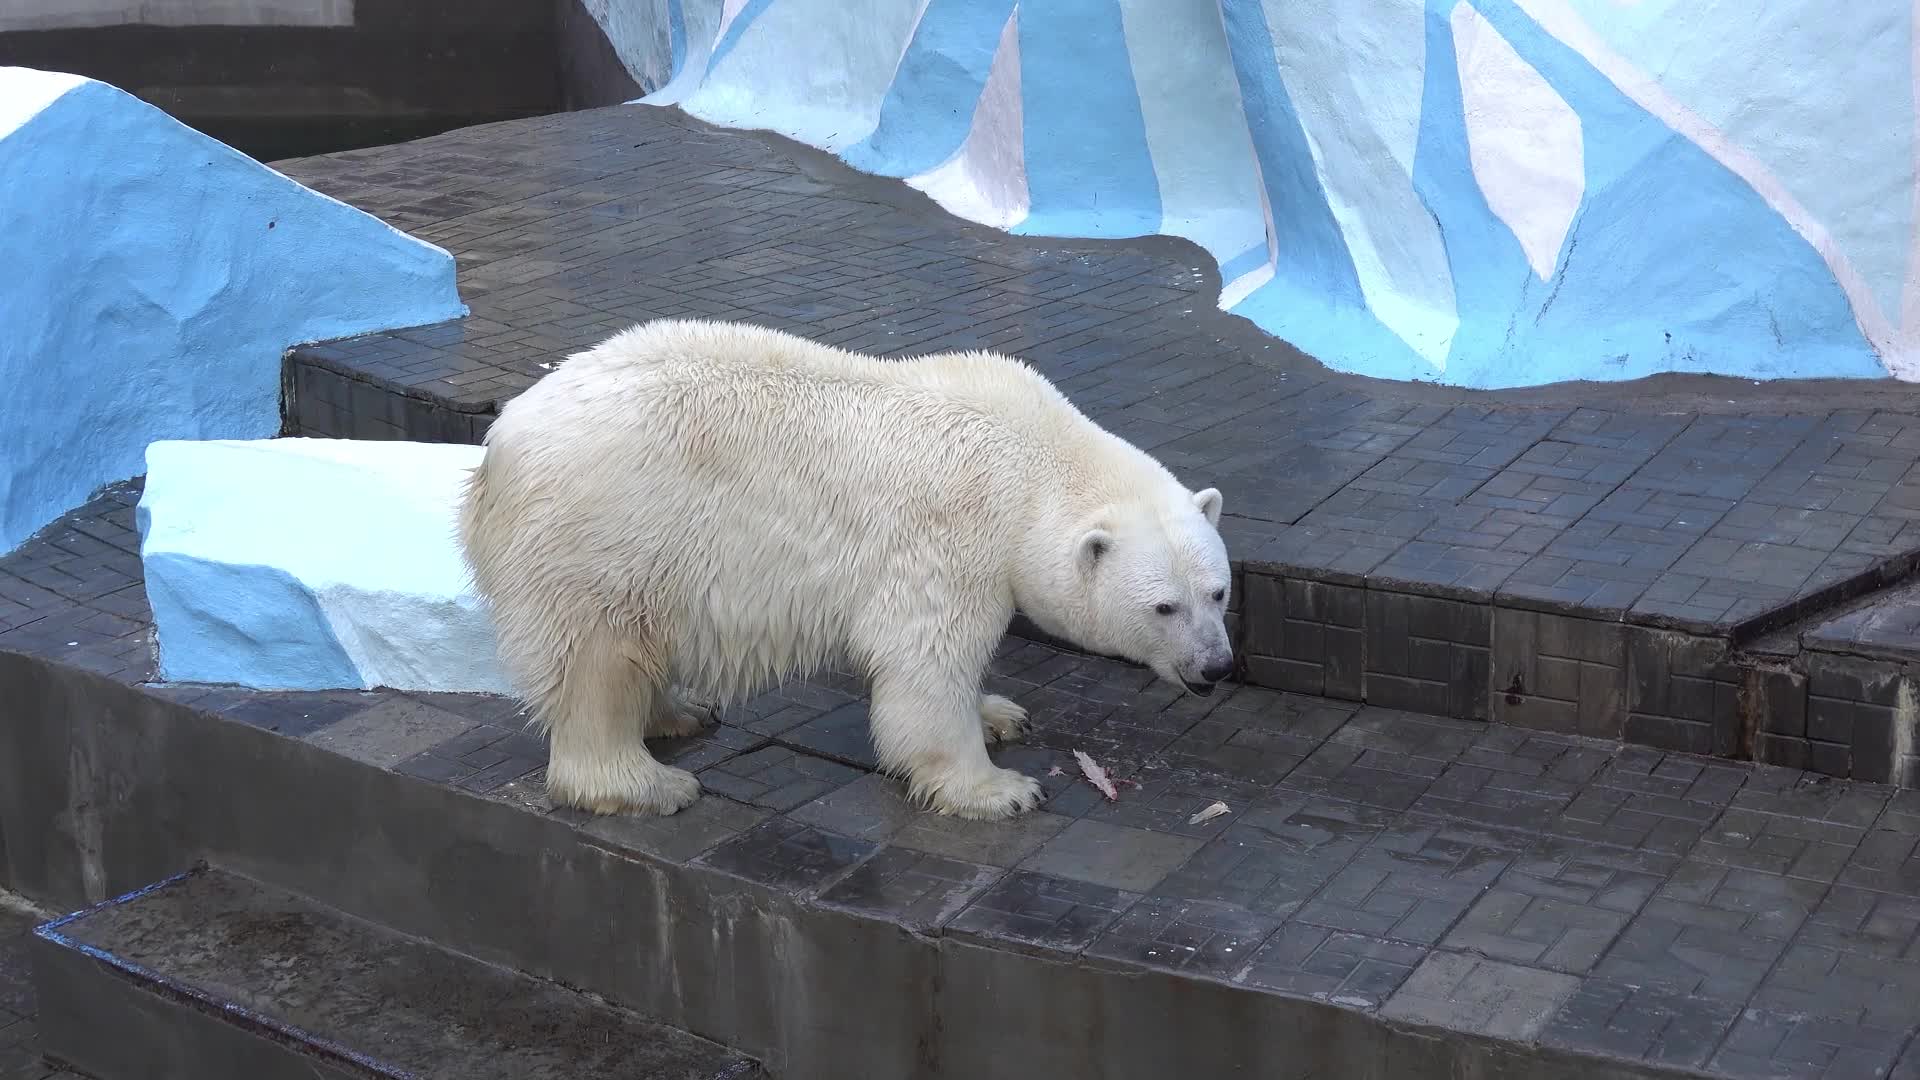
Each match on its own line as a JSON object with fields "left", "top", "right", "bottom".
{"left": 457, "top": 319, "right": 1232, "bottom": 819}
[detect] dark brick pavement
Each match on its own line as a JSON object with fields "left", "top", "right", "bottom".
{"left": 13, "top": 491, "right": 1920, "bottom": 1075}
{"left": 0, "top": 481, "right": 151, "bottom": 687}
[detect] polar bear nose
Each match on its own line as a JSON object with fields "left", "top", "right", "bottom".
{"left": 1200, "top": 658, "right": 1234, "bottom": 684}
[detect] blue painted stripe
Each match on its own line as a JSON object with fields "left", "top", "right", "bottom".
{"left": 144, "top": 553, "right": 364, "bottom": 690}
{"left": 1012, "top": 0, "right": 1161, "bottom": 238}
{"left": 35, "top": 869, "right": 199, "bottom": 935}
{"left": 706, "top": 0, "right": 776, "bottom": 73}
{"left": 1215, "top": 0, "right": 1364, "bottom": 310}
{"left": 842, "top": 0, "right": 1019, "bottom": 178}
{"left": 1220, "top": 242, "right": 1270, "bottom": 283}
{"left": 1415, "top": 0, "right": 1879, "bottom": 385}
{"left": 667, "top": 0, "right": 688, "bottom": 74}
{"left": 1408, "top": 0, "right": 1536, "bottom": 381}
{"left": 1230, "top": 275, "right": 1435, "bottom": 381}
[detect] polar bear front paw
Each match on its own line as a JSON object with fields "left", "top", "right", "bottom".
{"left": 978, "top": 694, "right": 1029, "bottom": 744}
{"left": 548, "top": 756, "right": 701, "bottom": 817}
{"left": 922, "top": 766, "right": 1043, "bottom": 821}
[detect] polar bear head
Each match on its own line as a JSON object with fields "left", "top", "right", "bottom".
{"left": 1062, "top": 486, "right": 1235, "bottom": 695}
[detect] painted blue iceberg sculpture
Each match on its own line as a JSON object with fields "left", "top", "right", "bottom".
{"left": 0, "top": 67, "right": 467, "bottom": 553}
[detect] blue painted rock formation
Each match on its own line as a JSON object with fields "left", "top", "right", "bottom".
{"left": 579, "top": 0, "right": 1909, "bottom": 389}
{"left": 0, "top": 67, "right": 465, "bottom": 552}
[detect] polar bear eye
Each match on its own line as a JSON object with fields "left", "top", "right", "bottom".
{"left": 1154, "top": 603, "right": 1176, "bottom": 616}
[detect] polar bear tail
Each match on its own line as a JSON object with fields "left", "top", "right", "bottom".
{"left": 456, "top": 460, "right": 484, "bottom": 542}
{"left": 455, "top": 450, "right": 504, "bottom": 591}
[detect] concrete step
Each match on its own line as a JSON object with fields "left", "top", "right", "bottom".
{"left": 30, "top": 867, "right": 764, "bottom": 1080}
{"left": 5, "top": 642, "right": 1843, "bottom": 1080}
{"left": 1715, "top": 570, "right": 1920, "bottom": 781}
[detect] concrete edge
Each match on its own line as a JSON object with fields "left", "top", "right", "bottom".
{"left": 31, "top": 884, "right": 389, "bottom": 1079}
{"left": 0, "top": 649, "right": 1711, "bottom": 1079}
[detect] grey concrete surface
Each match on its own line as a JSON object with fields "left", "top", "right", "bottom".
{"left": 32, "top": 868, "right": 762, "bottom": 1079}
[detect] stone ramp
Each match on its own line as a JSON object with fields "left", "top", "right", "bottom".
{"left": 1802, "top": 578, "right": 1920, "bottom": 666}
{"left": 30, "top": 868, "right": 764, "bottom": 1080}
{"left": 266, "top": 104, "right": 1920, "bottom": 783}
{"left": 10, "top": 492, "right": 1920, "bottom": 1076}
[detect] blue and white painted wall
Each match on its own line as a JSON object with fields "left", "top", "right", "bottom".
{"left": 0, "top": 66, "right": 465, "bottom": 553}
{"left": 579, "top": 0, "right": 1916, "bottom": 389}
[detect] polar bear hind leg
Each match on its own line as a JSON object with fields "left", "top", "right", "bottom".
{"left": 525, "top": 615, "right": 700, "bottom": 816}
{"left": 979, "top": 693, "right": 1029, "bottom": 744}
{"left": 645, "top": 684, "right": 713, "bottom": 739}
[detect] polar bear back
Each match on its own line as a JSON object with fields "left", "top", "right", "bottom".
{"left": 491, "top": 317, "right": 1171, "bottom": 542}
{"left": 464, "top": 319, "right": 1183, "bottom": 697}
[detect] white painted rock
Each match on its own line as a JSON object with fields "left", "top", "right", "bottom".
{"left": 138, "top": 438, "right": 510, "bottom": 694}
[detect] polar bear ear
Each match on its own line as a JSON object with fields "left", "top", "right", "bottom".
{"left": 1076, "top": 528, "right": 1113, "bottom": 575}
{"left": 1192, "top": 487, "right": 1224, "bottom": 526}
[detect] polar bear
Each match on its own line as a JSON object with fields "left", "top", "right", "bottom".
{"left": 458, "top": 319, "right": 1234, "bottom": 820}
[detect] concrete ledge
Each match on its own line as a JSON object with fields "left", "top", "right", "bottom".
{"left": 31, "top": 879, "right": 377, "bottom": 1080}
{"left": 31, "top": 866, "right": 764, "bottom": 1080}
{"left": 1, "top": 652, "right": 1710, "bottom": 1080}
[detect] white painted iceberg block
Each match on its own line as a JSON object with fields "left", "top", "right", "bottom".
{"left": 138, "top": 438, "right": 510, "bottom": 694}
